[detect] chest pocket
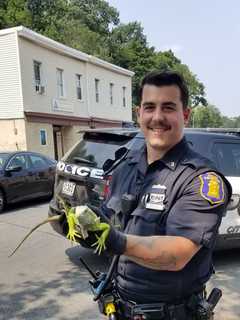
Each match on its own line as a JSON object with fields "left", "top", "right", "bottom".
{"left": 126, "top": 208, "right": 167, "bottom": 236}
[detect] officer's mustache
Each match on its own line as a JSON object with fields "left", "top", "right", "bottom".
{"left": 149, "top": 120, "right": 171, "bottom": 130}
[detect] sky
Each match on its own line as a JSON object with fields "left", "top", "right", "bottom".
{"left": 108, "top": 0, "right": 240, "bottom": 117}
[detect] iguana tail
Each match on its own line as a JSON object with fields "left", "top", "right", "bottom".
{"left": 8, "top": 213, "right": 64, "bottom": 257}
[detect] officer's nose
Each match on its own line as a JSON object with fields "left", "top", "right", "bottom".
{"left": 152, "top": 106, "right": 165, "bottom": 122}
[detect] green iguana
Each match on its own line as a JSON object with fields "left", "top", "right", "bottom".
{"left": 9, "top": 197, "right": 110, "bottom": 257}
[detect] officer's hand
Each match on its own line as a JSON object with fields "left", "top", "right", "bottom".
{"left": 81, "top": 204, "right": 127, "bottom": 255}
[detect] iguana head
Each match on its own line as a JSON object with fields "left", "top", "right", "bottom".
{"left": 75, "top": 205, "right": 100, "bottom": 227}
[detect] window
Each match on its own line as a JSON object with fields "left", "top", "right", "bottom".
{"left": 8, "top": 155, "right": 28, "bottom": 170}
{"left": 40, "top": 129, "right": 47, "bottom": 146}
{"left": 76, "top": 74, "right": 82, "bottom": 100}
{"left": 110, "top": 83, "right": 114, "bottom": 105}
{"left": 33, "top": 60, "right": 45, "bottom": 93}
{"left": 57, "top": 68, "right": 64, "bottom": 97}
{"left": 30, "top": 154, "right": 47, "bottom": 169}
{"left": 212, "top": 142, "right": 240, "bottom": 176}
{"left": 122, "top": 86, "right": 126, "bottom": 107}
{"left": 33, "top": 61, "right": 41, "bottom": 86}
{"left": 95, "top": 79, "right": 100, "bottom": 103}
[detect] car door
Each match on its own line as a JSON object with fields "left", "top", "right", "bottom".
{"left": 210, "top": 140, "right": 240, "bottom": 244}
{"left": 28, "top": 154, "right": 54, "bottom": 196}
{"left": 5, "top": 154, "right": 32, "bottom": 202}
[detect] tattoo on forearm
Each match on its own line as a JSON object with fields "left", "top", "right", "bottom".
{"left": 128, "top": 252, "right": 177, "bottom": 270}
{"left": 126, "top": 236, "right": 178, "bottom": 270}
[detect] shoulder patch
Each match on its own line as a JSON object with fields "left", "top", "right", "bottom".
{"left": 199, "top": 172, "right": 224, "bottom": 204}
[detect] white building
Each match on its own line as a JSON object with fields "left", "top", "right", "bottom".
{"left": 0, "top": 26, "right": 134, "bottom": 159}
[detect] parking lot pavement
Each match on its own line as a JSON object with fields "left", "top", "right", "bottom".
{"left": 0, "top": 200, "right": 240, "bottom": 319}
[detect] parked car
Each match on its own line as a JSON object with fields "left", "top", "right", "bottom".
{"left": 49, "top": 127, "right": 240, "bottom": 250}
{"left": 0, "top": 151, "right": 56, "bottom": 212}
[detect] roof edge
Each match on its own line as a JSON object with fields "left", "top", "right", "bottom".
{"left": 0, "top": 26, "right": 134, "bottom": 77}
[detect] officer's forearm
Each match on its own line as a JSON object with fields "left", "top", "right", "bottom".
{"left": 124, "top": 234, "right": 200, "bottom": 271}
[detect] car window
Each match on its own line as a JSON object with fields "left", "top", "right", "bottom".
{"left": 29, "top": 155, "right": 47, "bottom": 169}
{"left": 8, "top": 155, "right": 28, "bottom": 170}
{"left": 212, "top": 142, "right": 240, "bottom": 176}
{"left": 0, "top": 154, "right": 10, "bottom": 167}
{"left": 64, "top": 134, "right": 135, "bottom": 168}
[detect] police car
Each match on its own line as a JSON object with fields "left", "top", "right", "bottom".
{"left": 49, "top": 127, "right": 240, "bottom": 250}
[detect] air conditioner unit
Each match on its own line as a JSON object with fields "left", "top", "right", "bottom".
{"left": 35, "top": 84, "right": 45, "bottom": 94}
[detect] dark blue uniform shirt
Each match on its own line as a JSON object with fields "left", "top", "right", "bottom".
{"left": 102, "top": 137, "right": 231, "bottom": 303}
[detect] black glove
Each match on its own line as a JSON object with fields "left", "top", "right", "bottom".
{"left": 80, "top": 204, "right": 127, "bottom": 255}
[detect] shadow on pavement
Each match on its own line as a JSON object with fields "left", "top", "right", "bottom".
{"left": 210, "top": 249, "right": 240, "bottom": 319}
{"left": 0, "top": 246, "right": 109, "bottom": 320}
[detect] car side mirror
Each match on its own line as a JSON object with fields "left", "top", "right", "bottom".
{"left": 226, "top": 194, "right": 240, "bottom": 211}
{"left": 115, "top": 147, "right": 128, "bottom": 160}
{"left": 102, "top": 159, "right": 115, "bottom": 172}
{"left": 5, "top": 165, "right": 22, "bottom": 173}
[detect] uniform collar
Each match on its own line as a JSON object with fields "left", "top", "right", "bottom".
{"left": 160, "top": 137, "right": 189, "bottom": 170}
{"left": 127, "top": 136, "right": 189, "bottom": 171}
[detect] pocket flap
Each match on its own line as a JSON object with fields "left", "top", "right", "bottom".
{"left": 131, "top": 208, "right": 160, "bottom": 222}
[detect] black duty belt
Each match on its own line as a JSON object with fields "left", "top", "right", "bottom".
{"left": 117, "top": 299, "right": 191, "bottom": 320}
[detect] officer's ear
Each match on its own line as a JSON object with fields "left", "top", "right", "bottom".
{"left": 135, "top": 106, "right": 141, "bottom": 125}
{"left": 183, "top": 107, "right": 191, "bottom": 126}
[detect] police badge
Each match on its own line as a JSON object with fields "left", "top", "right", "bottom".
{"left": 143, "top": 184, "right": 167, "bottom": 211}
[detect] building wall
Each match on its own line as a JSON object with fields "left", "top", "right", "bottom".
{"left": 18, "top": 37, "right": 132, "bottom": 122}
{"left": 87, "top": 63, "right": 132, "bottom": 121}
{"left": 0, "top": 27, "right": 134, "bottom": 158}
{"left": 0, "top": 119, "right": 26, "bottom": 150}
{"left": 25, "top": 121, "right": 54, "bottom": 158}
{"left": 0, "top": 31, "right": 24, "bottom": 118}
{"left": 18, "top": 37, "right": 89, "bottom": 118}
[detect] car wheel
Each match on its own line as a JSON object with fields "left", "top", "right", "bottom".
{"left": 0, "top": 189, "right": 5, "bottom": 213}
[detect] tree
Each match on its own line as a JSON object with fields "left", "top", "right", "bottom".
{"left": 70, "top": 0, "right": 119, "bottom": 35}
{"left": 221, "top": 116, "right": 240, "bottom": 128}
{"left": 152, "top": 50, "right": 207, "bottom": 108}
{"left": 108, "top": 22, "right": 159, "bottom": 104}
{"left": 0, "top": 0, "right": 31, "bottom": 28}
{"left": 190, "top": 105, "right": 223, "bottom": 128}
{"left": 27, "top": 0, "right": 70, "bottom": 43}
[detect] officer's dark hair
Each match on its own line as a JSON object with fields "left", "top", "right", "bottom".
{"left": 138, "top": 71, "right": 189, "bottom": 109}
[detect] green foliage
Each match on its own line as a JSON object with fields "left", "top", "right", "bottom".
{"left": 190, "top": 105, "right": 223, "bottom": 128}
{"left": 151, "top": 51, "right": 207, "bottom": 107}
{"left": 0, "top": 0, "right": 31, "bottom": 28}
{"left": 70, "top": 0, "right": 119, "bottom": 35}
{"left": 27, "top": 0, "right": 69, "bottom": 42}
{"left": 108, "top": 22, "right": 156, "bottom": 104}
{"left": 221, "top": 116, "right": 240, "bottom": 128}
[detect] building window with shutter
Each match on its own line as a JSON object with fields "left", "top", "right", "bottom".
{"left": 95, "top": 79, "right": 100, "bottom": 103}
{"left": 110, "top": 83, "right": 114, "bottom": 105}
{"left": 76, "top": 74, "right": 82, "bottom": 100}
{"left": 57, "top": 68, "right": 65, "bottom": 98}
{"left": 122, "top": 86, "right": 126, "bottom": 107}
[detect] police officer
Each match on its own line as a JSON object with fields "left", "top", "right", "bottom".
{"left": 57, "top": 71, "right": 232, "bottom": 319}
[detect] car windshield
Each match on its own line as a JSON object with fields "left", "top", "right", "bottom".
{"left": 0, "top": 153, "right": 10, "bottom": 167}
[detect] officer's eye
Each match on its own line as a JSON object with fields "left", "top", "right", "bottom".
{"left": 143, "top": 104, "right": 155, "bottom": 111}
{"left": 163, "top": 104, "right": 176, "bottom": 112}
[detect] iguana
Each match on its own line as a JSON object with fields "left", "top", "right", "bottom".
{"left": 9, "top": 197, "right": 110, "bottom": 257}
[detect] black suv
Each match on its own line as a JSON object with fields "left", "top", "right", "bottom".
{"left": 49, "top": 128, "right": 240, "bottom": 250}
